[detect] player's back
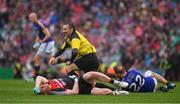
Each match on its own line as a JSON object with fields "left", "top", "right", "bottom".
{"left": 122, "top": 68, "right": 156, "bottom": 92}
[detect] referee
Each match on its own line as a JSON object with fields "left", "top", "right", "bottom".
{"left": 49, "top": 22, "right": 99, "bottom": 75}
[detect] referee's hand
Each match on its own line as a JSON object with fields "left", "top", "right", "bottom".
{"left": 49, "top": 57, "right": 56, "bottom": 65}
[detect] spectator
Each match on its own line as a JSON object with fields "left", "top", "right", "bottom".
{"left": 0, "top": 0, "right": 179, "bottom": 81}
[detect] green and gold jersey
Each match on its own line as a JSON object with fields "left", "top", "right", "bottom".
{"left": 60, "top": 31, "right": 96, "bottom": 58}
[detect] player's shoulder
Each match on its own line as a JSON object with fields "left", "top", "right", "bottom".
{"left": 128, "top": 67, "right": 137, "bottom": 72}
{"left": 128, "top": 68, "right": 142, "bottom": 75}
{"left": 34, "top": 20, "right": 47, "bottom": 28}
{"left": 39, "top": 20, "right": 48, "bottom": 27}
{"left": 71, "top": 31, "right": 80, "bottom": 40}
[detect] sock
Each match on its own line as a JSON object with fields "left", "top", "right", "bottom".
{"left": 109, "top": 79, "right": 120, "bottom": 85}
{"left": 95, "top": 83, "right": 114, "bottom": 90}
{"left": 34, "top": 65, "right": 40, "bottom": 79}
{"left": 109, "top": 79, "right": 114, "bottom": 84}
{"left": 113, "top": 91, "right": 116, "bottom": 95}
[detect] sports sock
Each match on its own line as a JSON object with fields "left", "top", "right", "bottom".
{"left": 109, "top": 79, "right": 115, "bottom": 84}
{"left": 95, "top": 83, "right": 114, "bottom": 90}
{"left": 34, "top": 65, "right": 40, "bottom": 79}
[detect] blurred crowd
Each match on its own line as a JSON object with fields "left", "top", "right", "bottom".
{"left": 0, "top": 0, "right": 179, "bottom": 81}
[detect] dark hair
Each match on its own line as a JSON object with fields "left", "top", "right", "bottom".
{"left": 113, "top": 64, "right": 126, "bottom": 74}
{"left": 64, "top": 21, "right": 75, "bottom": 31}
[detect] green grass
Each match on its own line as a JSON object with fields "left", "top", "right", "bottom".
{"left": 0, "top": 79, "right": 180, "bottom": 103}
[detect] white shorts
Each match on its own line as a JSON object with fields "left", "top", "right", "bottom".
{"left": 144, "top": 70, "right": 153, "bottom": 77}
{"left": 144, "top": 70, "right": 158, "bottom": 92}
{"left": 36, "top": 41, "right": 55, "bottom": 56}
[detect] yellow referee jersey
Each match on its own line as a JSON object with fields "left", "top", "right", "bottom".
{"left": 61, "top": 31, "right": 96, "bottom": 58}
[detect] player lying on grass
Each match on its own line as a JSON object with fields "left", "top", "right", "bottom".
{"left": 33, "top": 71, "right": 129, "bottom": 95}
{"left": 113, "top": 64, "right": 176, "bottom": 92}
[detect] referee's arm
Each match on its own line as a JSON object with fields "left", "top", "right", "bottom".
{"left": 70, "top": 38, "right": 80, "bottom": 63}
{"left": 54, "top": 42, "right": 69, "bottom": 58}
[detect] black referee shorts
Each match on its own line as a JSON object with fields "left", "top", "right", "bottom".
{"left": 79, "top": 76, "right": 93, "bottom": 94}
{"left": 74, "top": 53, "right": 99, "bottom": 73}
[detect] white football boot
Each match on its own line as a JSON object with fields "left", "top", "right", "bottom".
{"left": 113, "top": 80, "right": 129, "bottom": 88}
{"left": 113, "top": 90, "right": 129, "bottom": 95}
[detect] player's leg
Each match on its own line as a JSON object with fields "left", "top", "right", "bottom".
{"left": 33, "top": 54, "right": 41, "bottom": 79}
{"left": 65, "top": 63, "right": 80, "bottom": 76}
{"left": 33, "top": 42, "right": 48, "bottom": 79}
{"left": 91, "top": 87, "right": 129, "bottom": 95}
{"left": 152, "top": 71, "right": 175, "bottom": 89}
{"left": 95, "top": 83, "right": 114, "bottom": 90}
{"left": 144, "top": 70, "right": 175, "bottom": 89}
{"left": 91, "top": 87, "right": 113, "bottom": 95}
{"left": 79, "top": 75, "right": 129, "bottom": 95}
{"left": 83, "top": 71, "right": 128, "bottom": 88}
{"left": 153, "top": 71, "right": 168, "bottom": 84}
{"left": 44, "top": 41, "right": 55, "bottom": 56}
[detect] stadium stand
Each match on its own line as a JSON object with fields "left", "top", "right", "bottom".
{"left": 0, "top": 0, "right": 179, "bottom": 81}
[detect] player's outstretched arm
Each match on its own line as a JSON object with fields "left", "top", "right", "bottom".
{"left": 65, "top": 76, "right": 79, "bottom": 95}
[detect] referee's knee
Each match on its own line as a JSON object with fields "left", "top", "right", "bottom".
{"left": 83, "top": 72, "right": 94, "bottom": 80}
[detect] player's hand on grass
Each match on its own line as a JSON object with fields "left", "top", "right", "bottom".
{"left": 33, "top": 86, "right": 40, "bottom": 95}
{"left": 33, "top": 42, "right": 40, "bottom": 49}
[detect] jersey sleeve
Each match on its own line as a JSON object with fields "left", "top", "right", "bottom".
{"left": 51, "top": 88, "right": 66, "bottom": 91}
{"left": 37, "top": 20, "right": 47, "bottom": 31}
{"left": 71, "top": 38, "right": 80, "bottom": 50}
{"left": 48, "top": 91, "right": 65, "bottom": 95}
{"left": 54, "top": 42, "right": 70, "bottom": 58}
{"left": 39, "top": 20, "right": 48, "bottom": 28}
{"left": 61, "top": 42, "right": 70, "bottom": 50}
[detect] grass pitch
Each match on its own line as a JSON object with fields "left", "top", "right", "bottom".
{"left": 0, "top": 79, "right": 179, "bottom": 103}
